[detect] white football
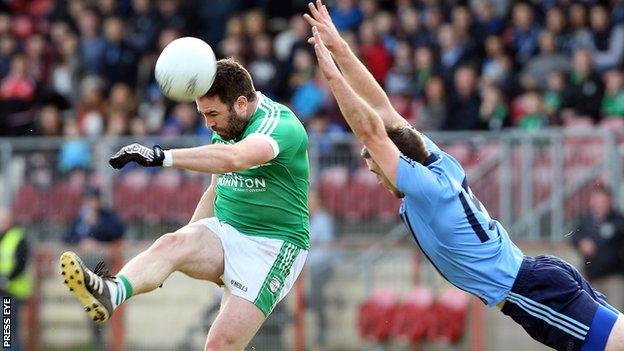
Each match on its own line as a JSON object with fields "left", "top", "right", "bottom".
{"left": 155, "top": 37, "right": 217, "bottom": 102}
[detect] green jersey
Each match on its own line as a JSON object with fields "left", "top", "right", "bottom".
{"left": 212, "top": 93, "right": 310, "bottom": 249}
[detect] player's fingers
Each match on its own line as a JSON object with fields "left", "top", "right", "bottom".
{"left": 308, "top": 1, "right": 322, "bottom": 20}
{"left": 307, "top": 37, "right": 316, "bottom": 45}
{"left": 312, "top": 27, "right": 329, "bottom": 55}
{"left": 303, "top": 13, "right": 320, "bottom": 27}
{"left": 321, "top": 4, "right": 330, "bottom": 18}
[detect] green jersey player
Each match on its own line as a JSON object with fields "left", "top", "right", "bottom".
{"left": 59, "top": 58, "right": 310, "bottom": 350}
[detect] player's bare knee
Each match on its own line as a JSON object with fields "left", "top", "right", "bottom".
{"left": 149, "top": 232, "right": 185, "bottom": 260}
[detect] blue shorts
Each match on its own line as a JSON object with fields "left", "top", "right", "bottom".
{"left": 501, "top": 255, "right": 620, "bottom": 351}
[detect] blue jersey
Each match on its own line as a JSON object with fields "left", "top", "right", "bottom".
{"left": 396, "top": 134, "right": 524, "bottom": 306}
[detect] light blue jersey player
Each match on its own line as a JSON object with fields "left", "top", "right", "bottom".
{"left": 305, "top": 1, "right": 624, "bottom": 349}
{"left": 394, "top": 134, "right": 524, "bottom": 306}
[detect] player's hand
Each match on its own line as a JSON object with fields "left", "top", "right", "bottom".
{"left": 109, "top": 143, "right": 165, "bottom": 169}
{"left": 311, "top": 26, "right": 341, "bottom": 81}
{"left": 304, "top": 0, "right": 342, "bottom": 52}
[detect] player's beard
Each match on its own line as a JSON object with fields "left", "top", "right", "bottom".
{"left": 215, "top": 107, "right": 248, "bottom": 141}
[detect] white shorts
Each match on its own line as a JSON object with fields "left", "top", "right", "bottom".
{"left": 198, "top": 217, "right": 308, "bottom": 316}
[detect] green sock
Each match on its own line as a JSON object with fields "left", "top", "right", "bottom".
{"left": 110, "top": 274, "right": 133, "bottom": 308}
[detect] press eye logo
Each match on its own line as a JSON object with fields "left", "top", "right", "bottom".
{"left": 3, "top": 297, "right": 10, "bottom": 348}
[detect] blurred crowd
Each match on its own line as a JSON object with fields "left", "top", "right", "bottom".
{"left": 4, "top": 0, "right": 624, "bottom": 141}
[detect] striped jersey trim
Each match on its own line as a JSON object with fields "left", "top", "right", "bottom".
{"left": 256, "top": 98, "right": 281, "bottom": 136}
{"left": 506, "top": 292, "right": 589, "bottom": 340}
{"left": 253, "top": 242, "right": 300, "bottom": 316}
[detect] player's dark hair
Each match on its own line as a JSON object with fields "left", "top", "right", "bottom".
{"left": 204, "top": 58, "right": 256, "bottom": 107}
{"left": 361, "top": 125, "right": 429, "bottom": 164}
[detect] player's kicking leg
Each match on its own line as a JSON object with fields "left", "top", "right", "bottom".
{"left": 60, "top": 221, "right": 225, "bottom": 322}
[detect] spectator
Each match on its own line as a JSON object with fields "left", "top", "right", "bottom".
{"left": 520, "top": 30, "right": 571, "bottom": 91}
{"left": 517, "top": 90, "right": 547, "bottom": 131}
{"left": 543, "top": 71, "right": 566, "bottom": 118}
{"left": 0, "top": 53, "right": 37, "bottom": 136}
{"left": 423, "top": 6, "right": 444, "bottom": 41}
{"left": 398, "top": 8, "right": 430, "bottom": 48}
{"left": 243, "top": 8, "right": 267, "bottom": 43}
{"left": 451, "top": 5, "right": 484, "bottom": 56}
{"left": 385, "top": 41, "right": 413, "bottom": 96}
{"left": 127, "top": 0, "right": 160, "bottom": 53}
{"left": 573, "top": 185, "right": 624, "bottom": 312}
{"left": 412, "top": 46, "right": 436, "bottom": 96}
{"left": 0, "top": 13, "right": 10, "bottom": 37}
{"left": 330, "top": 0, "right": 363, "bottom": 31}
{"left": 76, "top": 76, "right": 106, "bottom": 137}
{"left": 567, "top": 3, "right": 594, "bottom": 52}
{"left": 358, "top": 19, "right": 391, "bottom": 85}
{"left": 155, "top": 0, "right": 189, "bottom": 33}
{"left": 76, "top": 9, "right": 106, "bottom": 75}
{"left": 416, "top": 76, "right": 447, "bottom": 131}
{"left": 481, "top": 36, "right": 513, "bottom": 88}
{"left": 374, "top": 11, "right": 397, "bottom": 54}
{"left": 23, "top": 33, "right": 50, "bottom": 87}
{"left": 0, "top": 34, "right": 17, "bottom": 79}
{"left": 360, "top": 0, "right": 378, "bottom": 20}
{"left": 101, "top": 16, "right": 138, "bottom": 88}
{"left": 562, "top": 49, "right": 604, "bottom": 122}
{"left": 472, "top": 0, "right": 504, "bottom": 35}
{"left": 49, "top": 31, "right": 80, "bottom": 106}
{"left": 291, "top": 69, "right": 328, "bottom": 122}
{"left": 437, "top": 25, "right": 472, "bottom": 80}
{"left": 288, "top": 46, "right": 316, "bottom": 92}
{"left": 109, "top": 82, "right": 138, "bottom": 115}
{"left": 307, "top": 189, "right": 336, "bottom": 350}
{"left": 479, "top": 83, "right": 508, "bottom": 130}
{"left": 613, "top": 0, "right": 624, "bottom": 25}
{"left": 160, "top": 103, "right": 206, "bottom": 136}
{"left": 35, "top": 104, "right": 64, "bottom": 137}
{"left": 58, "top": 119, "right": 91, "bottom": 173}
{"left": 248, "top": 33, "right": 281, "bottom": 98}
{"left": 445, "top": 66, "right": 483, "bottom": 130}
{"left": 544, "top": 7, "right": 569, "bottom": 52}
{"left": 65, "top": 186, "right": 125, "bottom": 246}
{"left": 273, "top": 15, "right": 309, "bottom": 64}
{"left": 196, "top": 1, "right": 240, "bottom": 45}
{"left": 105, "top": 109, "right": 131, "bottom": 136}
{"left": 505, "top": 3, "right": 541, "bottom": 65}
{"left": 601, "top": 69, "right": 624, "bottom": 119}
{"left": 0, "top": 207, "right": 32, "bottom": 351}
{"left": 589, "top": 4, "right": 624, "bottom": 72}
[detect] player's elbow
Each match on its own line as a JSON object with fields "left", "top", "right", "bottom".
{"left": 225, "top": 149, "right": 251, "bottom": 172}
{"left": 359, "top": 122, "right": 386, "bottom": 142}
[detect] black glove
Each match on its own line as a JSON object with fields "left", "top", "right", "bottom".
{"left": 109, "top": 143, "right": 165, "bottom": 169}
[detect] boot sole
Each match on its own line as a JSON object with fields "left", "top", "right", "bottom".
{"left": 60, "top": 251, "right": 110, "bottom": 323}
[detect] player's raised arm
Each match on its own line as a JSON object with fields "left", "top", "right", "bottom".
{"left": 311, "top": 26, "right": 400, "bottom": 183}
{"left": 304, "top": 0, "right": 408, "bottom": 129}
{"left": 108, "top": 137, "right": 275, "bottom": 174}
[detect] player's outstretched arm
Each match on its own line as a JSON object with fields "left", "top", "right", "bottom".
{"left": 304, "top": 0, "right": 408, "bottom": 130}
{"left": 109, "top": 138, "right": 275, "bottom": 174}
{"left": 311, "top": 26, "right": 400, "bottom": 183}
